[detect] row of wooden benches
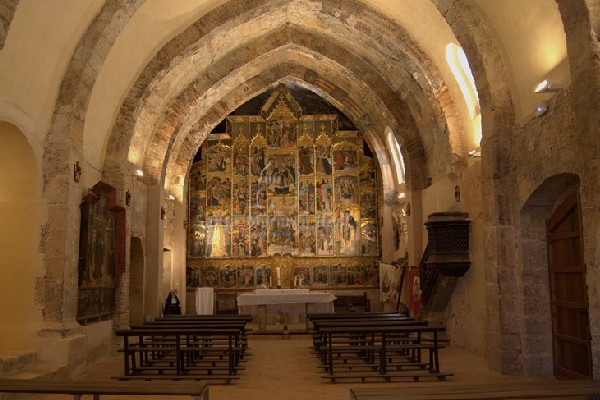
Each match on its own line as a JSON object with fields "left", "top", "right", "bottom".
{"left": 308, "top": 312, "right": 453, "bottom": 383}
{"left": 113, "top": 314, "right": 253, "bottom": 383}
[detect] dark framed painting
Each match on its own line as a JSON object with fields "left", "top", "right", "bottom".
{"left": 77, "top": 181, "right": 125, "bottom": 324}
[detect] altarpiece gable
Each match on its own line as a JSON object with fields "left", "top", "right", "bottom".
{"left": 187, "top": 85, "right": 381, "bottom": 290}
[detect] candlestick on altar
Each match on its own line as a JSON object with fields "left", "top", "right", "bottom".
{"left": 276, "top": 266, "right": 282, "bottom": 288}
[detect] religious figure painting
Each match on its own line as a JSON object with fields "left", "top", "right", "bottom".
{"left": 346, "top": 265, "right": 365, "bottom": 286}
{"left": 250, "top": 181, "right": 268, "bottom": 215}
{"left": 260, "top": 154, "right": 296, "bottom": 195}
{"left": 298, "top": 145, "right": 314, "bottom": 175}
{"left": 251, "top": 146, "right": 266, "bottom": 176}
{"left": 312, "top": 265, "right": 329, "bottom": 287}
{"left": 335, "top": 207, "right": 359, "bottom": 256}
{"left": 316, "top": 178, "right": 333, "bottom": 212}
{"left": 188, "top": 222, "right": 207, "bottom": 257}
{"left": 329, "top": 264, "right": 348, "bottom": 287}
{"left": 231, "top": 221, "right": 250, "bottom": 257}
{"left": 202, "top": 266, "right": 219, "bottom": 287}
{"left": 206, "top": 176, "right": 231, "bottom": 208}
{"left": 333, "top": 146, "right": 359, "bottom": 171}
{"left": 233, "top": 144, "right": 249, "bottom": 176}
{"left": 361, "top": 221, "right": 379, "bottom": 256}
{"left": 186, "top": 266, "right": 201, "bottom": 287}
{"left": 219, "top": 265, "right": 237, "bottom": 288}
{"left": 267, "top": 211, "right": 297, "bottom": 256}
{"left": 364, "top": 262, "right": 380, "bottom": 286}
{"left": 359, "top": 157, "right": 377, "bottom": 187}
{"left": 293, "top": 265, "right": 310, "bottom": 287}
{"left": 267, "top": 119, "right": 297, "bottom": 149}
{"left": 189, "top": 161, "right": 206, "bottom": 193}
{"left": 232, "top": 180, "right": 249, "bottom": 215}
{"left": 77, "top": 183, "right": 120, "bottom": 322}
{"left": 206, "top": 145, "right": 231, "bottom": 173}
{"left": 206, "top": 212, "right": 230, "bottom": 258}
{"left": 298, "top": 217, "right": 316, "bottom": 256}
{"left": 316, "top": 214, "right": 334, "bottom": 256}
{"left": 298, "top": 179, "right": 315, "bottom": 215}
{"left": 238, "top": 265, "right": 255, "bottom": 288}
{"left": 256, "top": 265, "right": 272, "bottom": 286}
{"left": 250, "top": 216, "right": 267, "bottom": 257}
{"left": 335, "top": 175, "right": 359, "bottom": 205}
{"left": 315, "top": 143, "right": 332, "bottom": 175}
{"left": 359, "top": 190, "right": 377, "bottom": 219}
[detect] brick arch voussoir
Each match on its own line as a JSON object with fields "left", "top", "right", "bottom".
{"left": 432, "top": 0, "right": 515, "bottom": 221}
{"left": 161, "top": 64, "right": 425, "bottom": 199}
{"left": 139, "top": 31, "right": 429, "bottom": 191}
{"left": 39, "top": 0, "right": 145, "bottom": 323}
{"left": 105, "top": 0, "right": 455, "bottom": 182}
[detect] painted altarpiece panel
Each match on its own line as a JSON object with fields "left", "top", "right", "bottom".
{"left": 312, "top": 265, "right": 329, "bottom": 287}
{"left": 186, "top": 85, "right": 381, "bottom": 290}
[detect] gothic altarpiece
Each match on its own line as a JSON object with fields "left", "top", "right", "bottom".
{"left": 186, "top": 86, "right": 381, "bottom": 291}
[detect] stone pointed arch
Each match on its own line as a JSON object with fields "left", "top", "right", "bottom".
{"left": 104, "top": 0, "right": 468, "bottom": 198}
{"left": 41, "top": 0, "right": 145, "bottom": 323}
{"left": 431, "top": 0, "right": 518, "bottom": 374}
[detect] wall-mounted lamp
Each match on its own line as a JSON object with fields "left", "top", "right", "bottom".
{"left": 134, "top": 169, "right": 144, "bottom": 177}
{"left": 534, "top": 79, "right": 563, "bottom": 93}
{"left": 468, "top": 147, "right": 481, "bottom": 157}
{"left": 535, "top": 101, "right": 548, "bottom": 117}
{"left": 167, "top": 194, "right": 176, "bottom": 201}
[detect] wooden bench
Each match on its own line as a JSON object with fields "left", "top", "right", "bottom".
{"left": 333, "top": 293, "right": 370, "bottom": 313}
{"left": 317, "top": 324, "right": 451, "bottom": 383}
{"left": 349, "top": 380, "right": 600, "bottom": 400}
{"left": 0, "top": 378, "right": 209, "bottom": 400}
{"left": 157, "top": 314, "right": 253, "bottom": 322}
{"left": 308, "top": 312, "right": 407, "bottom": 321}
{"left": 132, "top": 321, "right": 251, "bottom": 361}
{"left": 114, "top": 327, "right": 243, "bottom": 383}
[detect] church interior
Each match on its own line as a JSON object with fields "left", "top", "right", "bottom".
{"left": 1, "top": 0, "right": 600, "bottom": 395}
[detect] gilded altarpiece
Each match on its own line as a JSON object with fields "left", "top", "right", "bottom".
{"left": 187, "top": 86, "right": 380, "bottom": 290}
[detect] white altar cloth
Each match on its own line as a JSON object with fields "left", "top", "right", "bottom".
{"left": 195, "top": 287, "right": 214, "bottom": 315}
{"left": 237, "top": 291, "right": 336, "bottom": 315}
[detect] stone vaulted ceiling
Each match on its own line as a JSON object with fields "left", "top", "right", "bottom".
{"left": 0, "top": 0, "right": 569, "bottom": 196}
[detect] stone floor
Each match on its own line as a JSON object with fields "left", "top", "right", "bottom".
{"left": 82, "top": 335, "right": 568, "bottom": 400}
{"left": 70, "top": 333, "right": 565, "bottom": 400}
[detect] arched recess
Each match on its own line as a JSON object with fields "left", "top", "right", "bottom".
{"left": 519, "top": 173, "right": 582, "bottom": 376}
{"left": 0, "top": 121, "right": 43, "bottom": 352}
{"left": 128, "top": 237, "right": 144, "bottom": 326}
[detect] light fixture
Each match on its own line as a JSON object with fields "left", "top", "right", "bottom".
{"left": 134, "top": 169, "right": 144, "bottom": 177}
{"left": 535, "top": 101, "right": 548, "bottom": 117}
{"left": 468, "top": 147, "right": 481, "bottom": 157}
{"left": 534, "top": 79, "right": 563, "bottom": 93}
{"left": 167, "top": 194, "right": 176, "bottom": 201}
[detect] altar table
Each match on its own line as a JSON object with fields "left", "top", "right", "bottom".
{"left": 237, "top": 289, "right": 336, "bottom": 330}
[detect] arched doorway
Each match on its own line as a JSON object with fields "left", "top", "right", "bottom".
{"left": 128, "top": 237, "right": 145, "bottom": 326}
{"left": 520, "top": 173, "right": 591, "bottom": 377}
{"left": 0, "top": 121, "right": 43, "bottom": 351}
{"left": 547, "top": 191, "right": 591, "bottom": 378}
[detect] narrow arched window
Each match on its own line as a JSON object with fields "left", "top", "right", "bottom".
{"left": 446, "top": 43, "right": 482, "bottom": 149}
{"left": 387, "top": 131, "right": 405, "bottom": 186}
